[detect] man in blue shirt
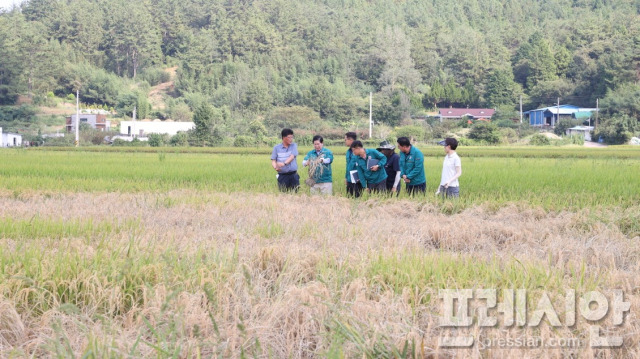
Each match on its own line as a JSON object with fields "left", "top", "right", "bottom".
{"left": 349, "top": 140, "right": 387, "bottom": 193}
{"left": 377, "top": 140, "right": 401, "bottom": 196}
{"left": 303, "top": 135, "right": 334, "bottom": 195}
{"left": 397, "top": 136, "right": 426, "bottom": 195}
{"left": 271, "top": 128, "right": 299, "bottom": 192}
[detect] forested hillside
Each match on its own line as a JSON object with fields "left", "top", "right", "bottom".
{"left": 0, "top": 0, "right": 639, "bottom": 138}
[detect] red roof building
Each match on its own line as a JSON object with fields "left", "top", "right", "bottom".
{"left": 438, "top": 108, "right": 495, "bottom": 120}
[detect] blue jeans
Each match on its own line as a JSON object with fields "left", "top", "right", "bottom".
{"left": 439, "top": 185, "right": 459, "bottom": 198}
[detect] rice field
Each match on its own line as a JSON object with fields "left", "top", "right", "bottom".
{"left": 0, "top": 148, "right": 638, "bottom": 210}
{"left": 0, "top": 147, "right": 639, "bottom": 358}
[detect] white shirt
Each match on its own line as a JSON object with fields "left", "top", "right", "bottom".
{"left": 440, "top": 152, "right": 461, "bottom": 187}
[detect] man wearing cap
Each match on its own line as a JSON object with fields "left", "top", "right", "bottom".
{"left": 344, "top": 132, "right": 363, "bottom": 197}
{"left": 349, "top": 140, "right": 387, "bottom": 193}
{"left": 271, "top": 128, "right": 299, "bottom": 192}
{"left": 377, "top": 140, "right": 402, "bottom": 196}
{"left": 397, "top": 136, "right": 426, "bottom": 195}
{"left": 437, "top": 137, "right": 462, "bottom": 198}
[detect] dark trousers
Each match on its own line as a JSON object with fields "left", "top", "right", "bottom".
{"left": 346, "top": 182, "right": 363, "bottom": 198}
{"left": 277, "top": 172, "right": 299, "bottom": 192}
{"left": 406, "top": 182, "right": 426, "bottom": 196}
{"left": 367, "top": 179, "right": 387, "bottom": 193}
{"left": 385, "top": 182, "right": 401, "bottom": 197}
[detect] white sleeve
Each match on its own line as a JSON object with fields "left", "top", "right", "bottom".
{"left": 322, "top": 158, "right": 331, "bottom": 164}
{"left": 393, "top": 171, "right": 401, "bottom": 188}
{"left": 302, "top": 160, "right": 308, "bottom": 166}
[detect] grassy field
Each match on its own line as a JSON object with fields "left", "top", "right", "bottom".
{"left": 1, "top": 148, "right": 639, "bottom": 210}
{"left": 0, "top": 147, "right": 639, "bottom": 357}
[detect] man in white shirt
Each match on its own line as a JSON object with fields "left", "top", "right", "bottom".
{"left": 437, "top": 138, "right": 462, "bottom": 198}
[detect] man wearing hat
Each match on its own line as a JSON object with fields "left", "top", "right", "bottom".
{"left": 437, "top": 137, "right": 462, "bottom": 198}
{"left": 377, "top": 140, "right": 402, "bottom": 196}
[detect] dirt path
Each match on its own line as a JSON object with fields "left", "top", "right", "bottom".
{"left": 584, "top": 141, "right": 608, "bottom": 148}
{"left": 148, "top": 66, "right": 177, "bottom": 111}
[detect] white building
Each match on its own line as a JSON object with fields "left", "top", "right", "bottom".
{"left": 119, "top": 120, "right": 195, "bottom": 137}
{"left": 0, "top": 127, "right": 23, "bottom": 147}
{"left": 566, "top": 126, "right": 594, "bottom": 141}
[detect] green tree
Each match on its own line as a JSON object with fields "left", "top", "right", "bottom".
{"left": 468, "top": 122, "right": 500, "bottom": 144}
{"left": 248, "top": 119, "right": 267, "bottom": 144}
{"left": 103, "top": 0, "right": 161, "bottom": 78}
{"left": 485, "top": 69, "right": 521, "bottom": 107}
{"left": 594, "top": 115, "right": 638, "bottom": 144}
{"left": 375, "top": 26, "right": 421, "bottom": 93}
{"left": 513, "top": 32, "right": 558, "bottom": 89}
{"left": 191, "top": 102, "right": 226, "bottom": 146}
{"left": 600, "top": 83, "right": 640, "bottom": 119}
{"left": 0, "top": 13, "right": 27, "bottom": 104}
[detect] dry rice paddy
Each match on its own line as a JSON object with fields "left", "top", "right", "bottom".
{"left": 0, "top": 187, "right": 638, "bottom": 357}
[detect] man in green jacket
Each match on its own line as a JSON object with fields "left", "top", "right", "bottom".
{"left": 303, "top": 135, "right": 334, "bottom": 195}
{"left": 349, "top": 140, "right": 387, "bottom": 193}
{"left": 344, "top": 132, "right": 362, "bottom": 197}
{"left": 397, "top": 136, "right": 426, "bottom": 195}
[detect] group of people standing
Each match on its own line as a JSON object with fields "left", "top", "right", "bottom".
{"left": 270, "top": 128, "right": 462, "bottom": 198}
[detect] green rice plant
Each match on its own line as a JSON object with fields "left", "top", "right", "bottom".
{"left": 1, "top": 149, "right": 638, "bottom": 210}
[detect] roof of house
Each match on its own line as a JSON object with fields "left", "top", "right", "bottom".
{"left": 524, "top": 105, "right": 597, "bottom": 115}
{"left": 438, "top": 108, "right": 495, "bottom": 118}
{"left": 567, "top": 126, "right": 594, "bottom": 131}
{"left": 573, "top": 111, "right": 593, "bottom": 119}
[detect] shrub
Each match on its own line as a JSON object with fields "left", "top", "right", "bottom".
{"left": 594, "top": 115, "right": 638, "bottom": 144}
{"left": 469, "top": 122, "right": 500, "bottom": 144}
{"left": 233, "top": 135, "right": 254, "bottom": 147}
{"left": 500, "top": 128, "right": 519, "bottom": 144}
{"left": 394, "top": 125, "right": 427, "bottom": 142}
{"left": 554, "top": 119, "right": 582, "bottom": 136}
{"left": 170, "top": 132, "right": 189, "bottom": 146}
{"left": 530, "top": 133, "right": 551, "bottom": 146}
{"left": 149, "top": 133, "right": 169, "bottom": 147}
{"left": 140, "top": 67, "right": 171, "bottom": 86}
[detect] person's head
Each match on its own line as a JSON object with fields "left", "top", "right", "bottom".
{"left": 396, "top": 137, "right": 412, "bottom": 154}
{"left": 312, "top": 135, "right": 324, "bottom": 151}
{"left": 345, "top": 132, "right": 357, "bottom": 147}
{"left": 350, "top": 140, "right": 365, "bottom": 156}
{"left": 281, "top": 128, "right": 294, "bottom": 145}
{"left": 377, "top": 140, "right": 395, "bottom": 157}
{"left": 438, "top": 137, "right": 458, "bottom": 153}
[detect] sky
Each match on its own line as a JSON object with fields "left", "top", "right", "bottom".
{"left": 0, "top": 0, "right": 25, "bottom": 11}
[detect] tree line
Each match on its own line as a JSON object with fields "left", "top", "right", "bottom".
{"left": 0, "top": 0, "right": 639, "bottom": 142}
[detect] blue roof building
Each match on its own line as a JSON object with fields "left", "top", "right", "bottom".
{"left": 524, "top": 105, "right": 597, "bottom": 127}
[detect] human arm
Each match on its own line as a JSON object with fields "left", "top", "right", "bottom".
{"left": 303, "top": 151, "right": 311, "bottom": 167}
{"left": 322, "top": 150, "right": 333, "bottom": 164}
{"left": 272, "top": 159, "right": 281, "bottom": 171}
{"left": 271, "top": 147, "right": 282, "bottom": 171}
{"left": 392, "top": 171, "right": 401, "bottom": 191}
{"left": 369, "top": 150, "right": 386, "bottom": 172}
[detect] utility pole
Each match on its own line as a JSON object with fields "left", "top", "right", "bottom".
{"left": 132, "top": 106, "right": 137, "bottom": 137}
{"left": 369, "top": 92, "right": 373, "bottom": 139}
{"left": 556, "top": 97, "right": 560, "bottom": 127}
{"left": 595, "top": 98, "right": 599, "bottom": 129}
{"left": 519, "top": 95, "right": 523, "bottom": 124}
{"left": 75, "top": 88, "right": 79, "bottom": 147}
